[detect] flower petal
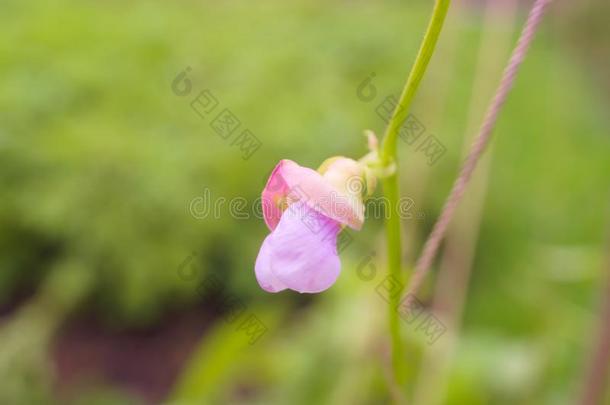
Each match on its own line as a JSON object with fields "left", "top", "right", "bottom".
{"left": 261, "top": 159, "right": 364, "bottom": 231}
{"left": 265, "top": 201, "right": 341, "bottom": 293}
{"left": 254, "top": 235, "right": 288, "bottom": 293}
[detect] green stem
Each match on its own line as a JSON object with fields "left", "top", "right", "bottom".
{"left": 379, "top": 0, "right": 451, "bottom": 391}
{"left": 380, "top": 0, "right": 451, "bottom": 164}
{"left": 383, "top": 174, "right": 406, "bottom": 385}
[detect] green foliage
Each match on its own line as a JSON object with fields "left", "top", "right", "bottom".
{"left": 0, "top": 0, "right": 608, "bottom": 403}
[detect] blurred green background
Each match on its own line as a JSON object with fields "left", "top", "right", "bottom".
{"left": 1, "top": 0, "right": 609, "bottom": 404}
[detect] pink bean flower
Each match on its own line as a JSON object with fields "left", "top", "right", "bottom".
{"left": 255, "top": 157, "right": 374, "bottom": 293}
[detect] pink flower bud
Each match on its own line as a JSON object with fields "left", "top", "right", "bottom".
{"left": 256, "top": 158, "right": 370, "bottom": 293}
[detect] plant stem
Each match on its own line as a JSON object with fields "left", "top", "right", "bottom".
{"left": 378, "top": 0, "right": 451, "bottom": 390}
{"left": 380, "top": 0, "right": 451, "bottom": 165}
{"left": 383, "top": 174, "right": 406, "bottom": 385}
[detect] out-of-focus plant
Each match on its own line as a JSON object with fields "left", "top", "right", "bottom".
{"left": 1, "top": 0, "right": 609, "bottom": 403}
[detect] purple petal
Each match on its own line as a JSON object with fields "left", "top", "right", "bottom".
{"left": 255, "top": 235, "right": 288, "bottom": 293}
{"left": 256, "top": 201, "right": 341, "bottom": 293}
